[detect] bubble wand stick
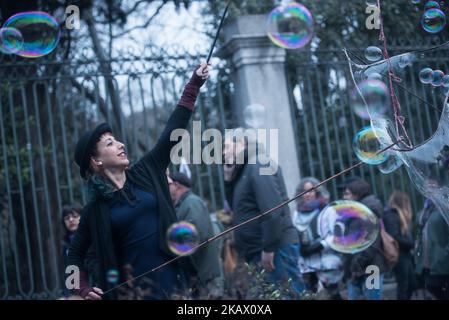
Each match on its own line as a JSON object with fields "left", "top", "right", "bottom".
{"left": 206, "top": 0, "right": 231, "bottom": 64}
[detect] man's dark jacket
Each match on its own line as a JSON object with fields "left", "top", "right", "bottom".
{"left": 226, "top": 160, "right": 298, "bottom": 259}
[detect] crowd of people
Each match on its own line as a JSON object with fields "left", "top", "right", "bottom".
{"left": 61, "top": 63, "right": 449, "bottom": 300}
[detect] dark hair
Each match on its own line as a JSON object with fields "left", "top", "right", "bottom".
{"left": 345, "top": 177, "right": 372, "bottom": 200}
{"left": 84, "top": 134, "right": 118, "bottom": 201}
{"left": 62, "top": 202, "right": 83, "bottom": 219}
{"left": 388, "top": 191, "right": 413, "bottom": 235}
{"left": 86, "top": 139, "right": 101, "bottom": 178}
{"left": 295, "top": 176, "right": 330, "bottom": 205}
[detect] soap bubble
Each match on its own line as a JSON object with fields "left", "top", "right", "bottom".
{"left": 318, "top": 200, "right": 380, "bottom": 254}
{"left": 353, "top": 126, "right": 390, "bottom": 165}
{"left": 399, "top": 109, "right": 449, "bottom": 226}
{"left": 431, "top": 70, "right": 445, "bottom": 87}
{"left": 378, "top": 150, "right": 403, "bottom": 174}
{"left": 267, "top": 2, "right": 314, "bottom": 49}
{"left": 365, "top": 46, "right": 383, "bottom": 62}
{"left": 419, "top": 67, "right": 434, "bottom": 84}
{"left": 166, "top": 221, "right": 199, "bottom": 256}
{"left": 350, "top": 79, "right": 389, "bottom": 120}
{"left": 106, "top": 269, "right": 119, "bottom": 284}
{"left": 0, "top": 27, "right": 24, "bottom": 54}
{"left": 421, "top": 8, "right": 446, "bottom": 34}
{"left": 3, "top": 11, "right": 61, "bottom": 58}
{"left": 424, "top": 0, "right": 440, "bottom": 10}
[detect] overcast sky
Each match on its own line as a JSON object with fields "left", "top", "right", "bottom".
{"left": 114, "top": 1, "right": 212, "bottom": 56}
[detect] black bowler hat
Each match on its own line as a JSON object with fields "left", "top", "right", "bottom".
{"left": 74, "top": 123, "right": 112, "bottom": 179}
{"left": 170, "top": 172, "right": 192, "bottom": 188}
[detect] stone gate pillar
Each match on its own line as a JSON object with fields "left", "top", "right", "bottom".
{"left": 219, "top": 14, "right": 302, "bottom": 204}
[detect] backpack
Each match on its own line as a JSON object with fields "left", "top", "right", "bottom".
{"left": 380, "top": 220, "right": 399, "bottom": 269}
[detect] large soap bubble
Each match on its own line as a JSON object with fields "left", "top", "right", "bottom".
{"left": 421, "top": 8, "right": 446, "bottom": 34}
{"left": 318, "top": 200, "right": 380, "bottom": 254}
{"left": 267, "top": 2, "right": 314, "bottom": 49}
{"left": 346, "top": 41, "right": 449, "bottom": 225}
{"left": 350, "top": 79, "right": 389, "bottom": 120}
{"left": 3, "top": 11, "right": 61, "bottom": 58}
{"left": 166, "top": 221, "right": 199, "bottom": 256}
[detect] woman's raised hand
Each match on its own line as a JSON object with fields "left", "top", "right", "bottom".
{"left": 196, "top": 62, "right": 211, "bottom": 80}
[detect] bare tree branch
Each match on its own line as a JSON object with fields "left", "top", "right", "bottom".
{"left": 112, "top": 2, "right": 166, "bottom": 38}
{"left": 70, "top": 79, "right": 108, "bottom": 119}
{"left": 108, "top": 0, "right": 113, "bottom": 59}
{"left": 84, "top": 7, "right": 123, "bottom": 136}
{"left": 123, "top": 0, "right": 153, "bottom": 16}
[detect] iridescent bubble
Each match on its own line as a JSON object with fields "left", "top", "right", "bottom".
{"left": 166, "top": 221, "right": 199, "bottom": 256}
{"left": 378, "top": 151, "right": 403, "bottom": 174}
{"left": 267, "top": 3, "right": 314, "bottom": 49}
{"left": 431, "top": 69, "right": 445, "bottom": 86}
{"left": 318, "top": 200, "right": 380, "bottom": 254}
{"left": 419, "top": 67, "right": 434, "bottom": 84}
{"left": 424, "top": 0, "right": 440, "bottom": 9}
{"left": 353, "top": 126, "right": 390, "bottom": 165}
{"left": 421, "top": 9, "right": 446, "bottom": 34}
{"left": 0, "top": 27, "right": 24, "bottom": 54}
{"left": 364, "top": 46, "right": 383, "bottom": 62}
{"left": 106, "top": 269, "right": 119, "bottom": 284}
{"left": 3, "top": 11, "right": 61, "bottom": 58}
{"left": 350, "top": 79, "right": 389, "bottom": 120}
{"left": 244, "top": 103, "right": 267, "bottom": 128}
{"left": 442, "top": 75, "right": 449, "bottom": 87}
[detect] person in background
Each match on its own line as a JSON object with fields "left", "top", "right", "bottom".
{"left": 341, "top": 176, "right": 388, "bottom": 300}
{"left": 415, "top": 198, "right": 449, "bottom": 300}
{"left": 61, "top": 202, "right": 99, "bottom": 298}
{"left": 168, "top": 172, "right": 223, "bottom": 298}
{"left": 383, "top": 191, "right": 415, "bottom": 300}
{"left": 62, "top": 203, "right": 83, "bottom": 266}
{"left": 223, "top": 128, "right": 305, "bottom": 298}
{"left": 293, "top": 177, "right": 343, "bottom": 299}
{"left": 61, "top": 203, "right": 83, "bottom": 297}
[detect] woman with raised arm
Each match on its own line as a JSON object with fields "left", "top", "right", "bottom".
{"left": 67, "top": 63, "right": 210, "bottom": 300}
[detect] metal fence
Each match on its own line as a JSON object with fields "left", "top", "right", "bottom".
{"left": 0, "top": 47, "right": 233, "bottom": 299}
